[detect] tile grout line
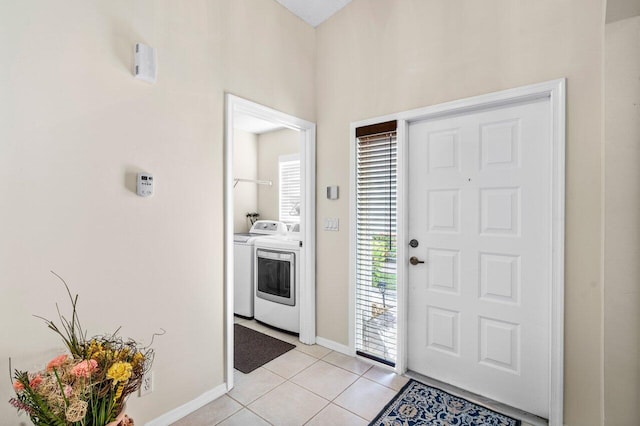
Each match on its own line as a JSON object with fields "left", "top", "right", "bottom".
{"left": 227, "top": 354, "right": 384, "bottom": 425}
{"left": 195, "top": 320, "right": 535, "bottom": 425}
{"left": 271, "top": 347, "right": 404, "bottom": 423}
{"left": 287, "top": 352, "right": 395, "bottom": 423}
{"left": 224, "top": 319, "right": 403, "bottom": 425}
{"left": 224, "top": 384, "right": 277, "bottom": 425}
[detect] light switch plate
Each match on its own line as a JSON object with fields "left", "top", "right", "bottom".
{"left": 324, "top": 218, "right": 339, "bottom": 231}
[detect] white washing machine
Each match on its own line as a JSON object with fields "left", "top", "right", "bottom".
{"left": 254, "top": 232, "right": 302, "bottom": 333}
{"left": 233, "top": 221, "right": 287, "bottom": 318}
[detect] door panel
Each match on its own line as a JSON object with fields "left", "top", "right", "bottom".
{"left": 407, "top": 98, "right": 551, "bottom": 417}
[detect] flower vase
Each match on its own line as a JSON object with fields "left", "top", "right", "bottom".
{"left": 106, "top": 404, "right": 127, "bottom": 426}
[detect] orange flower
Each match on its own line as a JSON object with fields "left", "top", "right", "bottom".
{"left": 29, "top": 374, "right": 43, "bottom": 389}
{"left": 71, "top": 359, "right": 98, "bottom": 378}
{"left": 12, "top": 381, "right": 24, "bottom": 392}
{"left": 46, "top": 354, "right": 68, "bottom": 371}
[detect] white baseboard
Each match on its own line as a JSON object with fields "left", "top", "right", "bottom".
{"left": 315, "top": 336, "right": 353, "bottom": 356}
{"left": 145, "top": 383, "right": 227, "bottom": 426}
{"left": 145, "top": 339, "right": 350, "bottom": 425}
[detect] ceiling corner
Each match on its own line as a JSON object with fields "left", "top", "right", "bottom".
{"left": 275, "top": 0, "right": 352, "bottom": 27}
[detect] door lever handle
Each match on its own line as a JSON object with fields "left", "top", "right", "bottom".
{"left": 409, "top": 256, "right": 425, "bottom": 265}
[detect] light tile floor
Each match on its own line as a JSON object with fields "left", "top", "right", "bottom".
{"left": 172, "top": 317, "right": 542, "bottom": 426}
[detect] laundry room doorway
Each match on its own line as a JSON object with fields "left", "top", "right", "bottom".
{"left": 224, "top": 94, "right": 316, "bottom": 391}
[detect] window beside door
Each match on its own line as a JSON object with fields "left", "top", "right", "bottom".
{"left": 279, "top": 154, "right": 301, "bottom": 226}
{"left": 354, "top": 121, "right": 398, "bottom": 366}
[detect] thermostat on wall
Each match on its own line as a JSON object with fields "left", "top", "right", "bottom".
{"left": 137, "top": 173, "right": 154, "bottom": 197}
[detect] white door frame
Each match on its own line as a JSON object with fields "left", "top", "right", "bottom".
{"left": 224, "top": 94, "right": 316, "bottom": 390}
{"left": 350, "top": 79, "right": 565, "bottom": 424}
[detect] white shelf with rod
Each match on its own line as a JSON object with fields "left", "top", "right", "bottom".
{"left": 233, "top": 178, "right": 272, "bottom": 188}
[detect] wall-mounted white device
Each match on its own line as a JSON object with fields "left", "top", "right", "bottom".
{"left": 137, "top": 173, "right": 154, "bottom": 197}
{"left": 327, "top": 185, "right": 339, "bottom": 200}
{"left": 134, "top": 43, "right": 157, "bottom": 84}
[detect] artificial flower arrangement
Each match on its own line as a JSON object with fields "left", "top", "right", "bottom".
{"left": 9, "top": 273, "right": 156, "bottom": 425}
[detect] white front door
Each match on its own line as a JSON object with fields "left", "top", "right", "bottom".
{"left": 407, "top": 97, "right": 551, "bottom": 417}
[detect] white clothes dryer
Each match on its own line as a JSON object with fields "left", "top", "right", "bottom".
{"left": 233, "top": 221, "right": 287, "bottom": 318}
{"left": 254, "top": 232, "right": 302, "bottom": 333}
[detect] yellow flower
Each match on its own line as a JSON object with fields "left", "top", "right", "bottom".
{"left": 87, "top": 340, "right": 103, "bottom": 358}
{"left": 132, "top": 352, "right": 145, "bottom": 367}
{"left": 113, "top": 382, "right": 125, "bottom": 404}
{"left": 106, "top": 362, "right": 132, "bottom": 385}
{"left": 92, "top": 349, "right": 106, "bottom": 362}
{"left": 118, "top": 348, "right": 130, "bottom": 360}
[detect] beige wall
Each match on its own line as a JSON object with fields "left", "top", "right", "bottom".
{"left": 604, "top": 15, "right": 640, "bottom": 425}
{"left": 3, "top": 0, "right": 631, "bottom": 424}
{"left": 233, "top": 129, "right": 258, "bottom": 233}
{"left": 257, "top": 128, "right": 300, "bottom": 222}
{"left": 0, "top": 0, "right": 315, "bottom": 423}
{"left": 315, "top": 0, "right": 604, "bottom": 424}
{"left": 606, "top": 0, "right": 640, "bottom": 23}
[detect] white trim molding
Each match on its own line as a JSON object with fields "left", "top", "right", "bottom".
{"left": 145, "top": 383, "right": 227, "bottom": 426}
{"left": 315, "top": 336, "right": 353, "bottom": 356}
{"left": 224, "top": 94, "right": 317, "bottom": 392}
{"left": 349, "top": 79, "right": 565, "bottom": 425}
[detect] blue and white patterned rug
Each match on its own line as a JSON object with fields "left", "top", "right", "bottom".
{"left": 369, "top": 379, "right": 521, "bottom": 426}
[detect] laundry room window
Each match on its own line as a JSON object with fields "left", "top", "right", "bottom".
{"left": 354, "top": 120, "right": 397, "bottom": 366}
{"left": 279, "top": 154, "right": 301, "bottom": 225}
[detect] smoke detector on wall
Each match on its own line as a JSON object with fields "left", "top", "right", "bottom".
{"left": 134, "top": 43, "right": 157, "bottom": 84}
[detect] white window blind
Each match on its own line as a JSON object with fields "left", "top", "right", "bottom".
{"left": 355, "top": 122, "right": 397, "bottom": 366}
{"left": 279, "top": 154, "right": 301, "bottom": 224}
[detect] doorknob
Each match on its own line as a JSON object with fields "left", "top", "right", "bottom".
{"left": 409, "top": 256, "right": 425, "bottom": 265}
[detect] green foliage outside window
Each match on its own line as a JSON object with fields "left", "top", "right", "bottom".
{"left": 372, "top": 234, "right": 397, "bottom": 292}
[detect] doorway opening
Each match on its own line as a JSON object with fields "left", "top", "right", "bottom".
{"left": 224, "top": 94, "right": 316, "bottom": 391}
